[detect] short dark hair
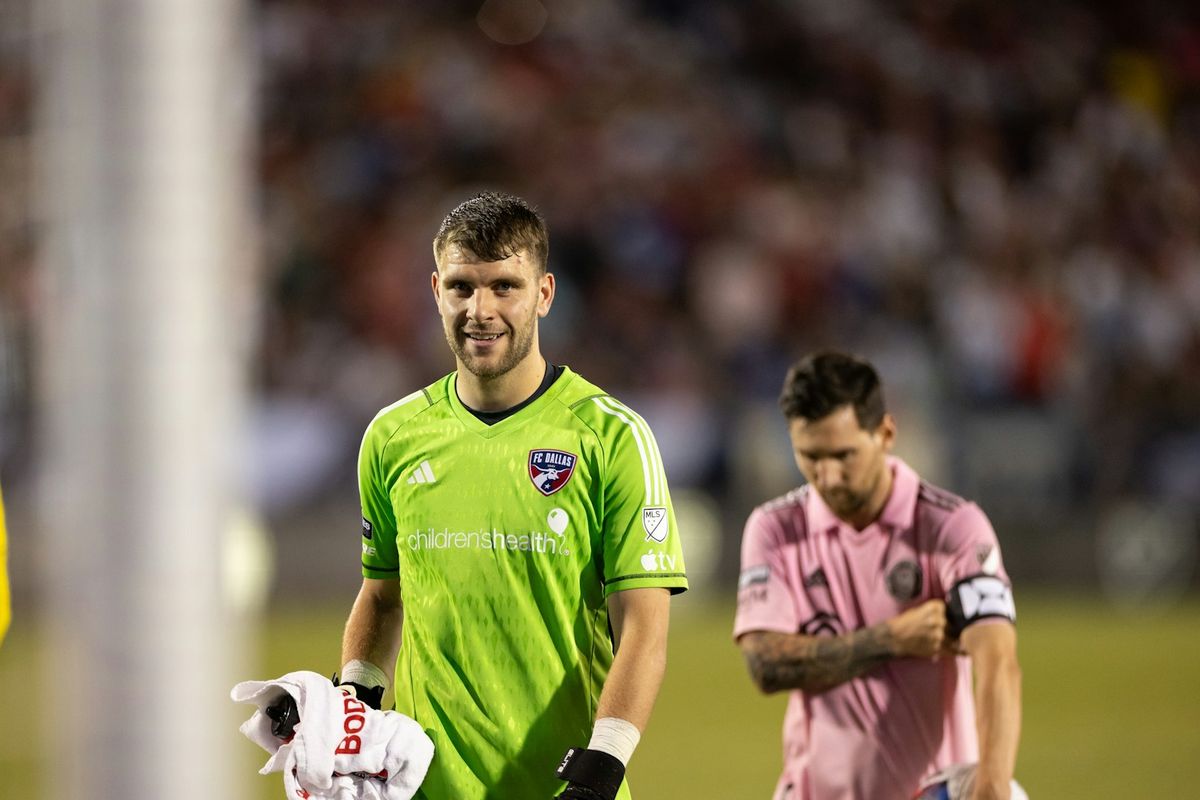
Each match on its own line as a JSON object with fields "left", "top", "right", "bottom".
{"left": 778, "top": 351, "right": 886, "bottom": 429}
{"left": 432, "top": 191, "right": 549, "bottom": 273}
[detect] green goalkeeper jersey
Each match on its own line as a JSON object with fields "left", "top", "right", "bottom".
{"left": 358, "top": 367, "right": 687, "bottom": 799}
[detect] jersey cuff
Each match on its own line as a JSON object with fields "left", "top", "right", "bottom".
{"left": 362, "top": 564, "right": 400, "bottom": 579}
{"left": 603, "top": 574, "right": 688, "bottom": 597}
{"left": 731, "top": 620, "right": 799, "bottom": 641}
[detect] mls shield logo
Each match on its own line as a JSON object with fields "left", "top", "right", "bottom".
{"left": 642, "top": 507, "right": 668, "bottom": 542}
{"left": 529, "top": 449, "right": 577, "bottom": 496}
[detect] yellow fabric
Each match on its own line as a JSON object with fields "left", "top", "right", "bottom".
{"left": 0, "top": 485, "right": 9, "bottom": 646}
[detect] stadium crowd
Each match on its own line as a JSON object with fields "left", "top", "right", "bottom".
{"left": 1, "top": 0, "right": 1198, "bottom": 584}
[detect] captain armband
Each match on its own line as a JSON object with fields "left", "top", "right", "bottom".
{"left": 946, "top": 574, "right": 1016, "bottom": 638}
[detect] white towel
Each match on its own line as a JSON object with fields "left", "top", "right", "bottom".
{"left": 916, "top": 763, "right": 1029, "bottom": 800}
{"left": 232, "top": 670, "right": 434, "bottom": 800}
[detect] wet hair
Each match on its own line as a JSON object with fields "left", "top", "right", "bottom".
{"left": 432, "top": 191, "right": 549, "bottom": 273}
{"left": 778, "top": 351, "right": 886, "bottom": 430}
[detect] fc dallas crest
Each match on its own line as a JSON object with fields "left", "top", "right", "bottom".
{"left": 529, "top": 449, "right": 577, "bottom": 496}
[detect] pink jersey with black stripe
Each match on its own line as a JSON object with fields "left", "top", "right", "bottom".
{"left": 734, "top": 457, "right": 1014, "bottom": 800}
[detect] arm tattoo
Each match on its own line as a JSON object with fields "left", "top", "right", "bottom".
{"left": 742, "top": 624, "right": 895, "bottom": 695}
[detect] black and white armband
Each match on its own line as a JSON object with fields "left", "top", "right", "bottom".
{"left": 946, "top": 574, "right": 1016, "bottom": 638}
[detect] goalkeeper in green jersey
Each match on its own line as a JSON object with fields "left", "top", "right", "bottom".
{"left": 338, "top": 192, "right": 688, "bottom": 800}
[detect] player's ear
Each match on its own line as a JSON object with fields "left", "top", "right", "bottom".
{"left": 876, "top": 413, "right": 897, "bottom": 452}
{"left": 431, "top": 269, "right": 441, "bottom": 304}
{"left": 537, "top": 271, "right": 555, "bottom": 318}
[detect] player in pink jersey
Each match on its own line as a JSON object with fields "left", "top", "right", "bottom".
{"left": 734, "top": 352, "right": 1022, "bottom": 800}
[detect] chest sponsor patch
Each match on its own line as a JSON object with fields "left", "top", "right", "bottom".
{"left": 529, "top": 449, "right": 577, "bottom": 496}
{"left": 886, "top": 559, "right": 924, "bottom": 602}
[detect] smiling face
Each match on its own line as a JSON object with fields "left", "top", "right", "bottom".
{"left": 788, "top": 404, "right": 896, "bottom": 528}
{"left": 432, "top": 244, "right": 554, "bottom": 382}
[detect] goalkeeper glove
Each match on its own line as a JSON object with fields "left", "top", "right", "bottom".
{"left": 554, "top": 747, "right": 625, "bottom": 800}
{"left": 263, "top": 675, "right": 385, "bottom": 740}
{"left": 334, "top": 659, "right": 389, "bottom": 710}
{"left": 331, "top": 674, "right": 386, "bottom": 711}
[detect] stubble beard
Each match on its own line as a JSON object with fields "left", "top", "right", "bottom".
{"left": 823, "top": 456, "right": 886, "bottom": 520}
{"left": 448, "top": 315, "right": 537, "bottom": 380}
{"left": 824, "top": 487, "right": 867, "bottom": 517}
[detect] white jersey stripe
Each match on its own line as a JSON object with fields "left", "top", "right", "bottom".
{"left": 593, "top": 397, "right": 653, "bottom": 505}
{"left": 642, "top": 407, "right": 665, "bottom": 505}
{"left": 649, "top": 426, "right": 666, "bottom": 505}
{"left": 594, "top": 396, "right": 668, "bottom": 506}
{"left": 632, "top": 408, "right": 665, "bottom": 505}
{"left": 605, "top": 397, "right": 665, "bottom": 506}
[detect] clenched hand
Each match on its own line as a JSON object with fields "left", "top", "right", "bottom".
{"left": 886, "top": 599, "right": 950, "bottom": 659}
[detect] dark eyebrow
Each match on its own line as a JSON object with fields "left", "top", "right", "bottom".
{"left": 799, "top": 448, "right": 856, "bottom": 460}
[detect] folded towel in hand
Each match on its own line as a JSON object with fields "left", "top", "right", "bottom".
{"left": 232, "top": 670, "right": 434, "bottom": 800}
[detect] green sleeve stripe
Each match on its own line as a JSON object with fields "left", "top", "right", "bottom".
{"left": 362, "top": 563, "right": 399, "bottom": 574}
{"left": 591, "top": 396, "right": 665, "bottom": 507}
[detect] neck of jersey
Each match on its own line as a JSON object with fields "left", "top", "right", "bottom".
{"left": 461, "top": 362, "right": 563, "bottom": 425}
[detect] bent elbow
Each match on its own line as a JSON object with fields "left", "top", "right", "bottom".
{"left": 749, "top": 668, "right": 774, "bottom": 695}
{"left": 744, "top": 656, "right": 784, "bottom": 695}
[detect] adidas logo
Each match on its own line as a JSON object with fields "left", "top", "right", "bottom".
{"left": 406, "top": 460, "right": 436, "bottom": 485}
{"left": 803, "top": 568, "right": 829, "bottom": 589}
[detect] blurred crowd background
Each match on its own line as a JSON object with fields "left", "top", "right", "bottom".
{"left": 2, "top": 0, "right": 1199, "bottom": 606}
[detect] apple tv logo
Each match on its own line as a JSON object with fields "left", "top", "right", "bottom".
{"left": 640, "top": 549, "right": 678, "bottom": 572}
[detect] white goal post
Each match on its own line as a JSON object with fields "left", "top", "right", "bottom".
{"left": 36, "top": 0, "right": 255, "bottom": 797}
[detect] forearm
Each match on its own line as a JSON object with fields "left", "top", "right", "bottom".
{"left": 341, "top": 584, "right": 404, "bottom": 673}
{"left": 740, "top": 625, "right": 895, "bottom": 695}
{"left": 596, "top": 588, "right": 671, "bottom": 732}
{"left": 597, "top": 633, "right": 672, "bottom": 734}
{"left": 595, "top": 619, "right": 667, "bottom": 732}
{"left": 965, "top": 625, "right": 1022, "bottom": 799}
{"left": 971, "top": 657, "right": 1021, "bottom": 797}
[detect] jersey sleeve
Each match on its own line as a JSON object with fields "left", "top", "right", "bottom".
{"left": 733, "top": 507, "right": 799, "bottom": 639}
{"left": 358, "top": 419, "right": 400, "bottom": 580}
{"left": 592, "top": 398, "right": 688, "bottom": 597}
{"left": 936, "top": 502, "right": 1016, "bottom": 635}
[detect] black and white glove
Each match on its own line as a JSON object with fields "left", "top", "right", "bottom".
{"left": 332, "top": 675, "right": 386, "bottom": 710}
{"left": 554, "top": 747, "right": 625, "bottom": 800}
{"left": 333, "top": 659, "right": 390, "bottom": 710}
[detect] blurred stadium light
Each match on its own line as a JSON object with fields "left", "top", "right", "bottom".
{"left": 35, "top": 0, "right": 254, "bottom": 797}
